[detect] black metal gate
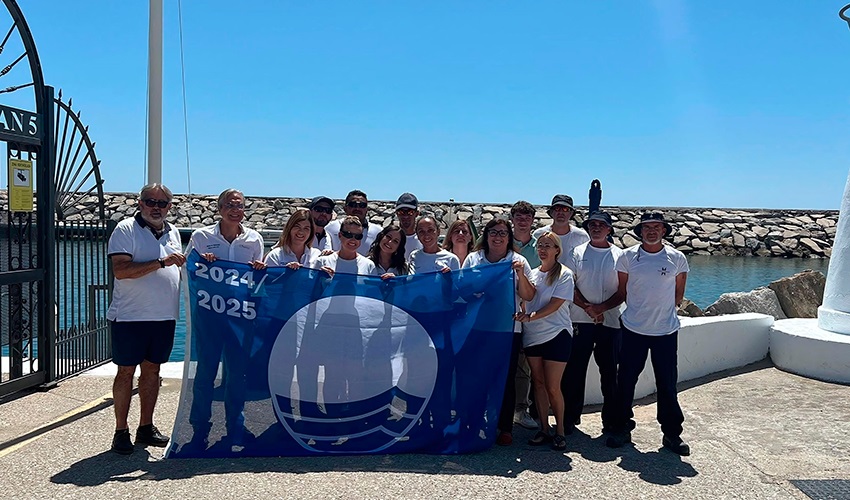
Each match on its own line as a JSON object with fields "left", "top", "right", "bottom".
{"left": 0, "top": 0, "right": 54, "bottom": 397}
{"left": 51, "top": 90, "right": 110, "bottom": 382}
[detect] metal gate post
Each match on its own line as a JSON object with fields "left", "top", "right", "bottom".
{"left": 39, "top": 85, "right": 56, "bottom": 384}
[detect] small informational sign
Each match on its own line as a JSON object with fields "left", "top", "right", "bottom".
{"left": 8, "top": 158, "right": 33, "bottom": 212}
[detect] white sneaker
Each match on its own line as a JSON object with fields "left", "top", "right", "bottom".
{"left": 514, "top": 411, "right": 539, "bottom": 430}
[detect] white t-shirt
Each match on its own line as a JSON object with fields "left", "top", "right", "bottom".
{"left": 409, "top": 249, "right": 460, "bottom": 274}
{"left": 566, "top": 242, "right": 625, "bottom": 328}
{"left": 184, "top": 222, "right": 264, "bottom": 263}
{"left": 106, "top": 215, "right": 183, "bottom": 322}
{"left": 532, "top": 225, "right": 590, "bottom": 265}
{"left": 463, "top": 250, "right": 533, "bottom": 333}
{"left": 375, "top": 264, "right": 407, "bottom": 276}
{"left": 324, "top": 219, "right": 382, "bottom": 256}
{"left": 403, "top": 232, "right": 423, "bottom": 259}
{"left": 316, "top": 253, "right": 380, "bottom": 276}
{"left": 616, "top": 244, "right": 689, "bottom": 336}
{"left": 264, "top": 246, "right": 321, "bottom": 268}
{"left": 522, "top": 267, "right": 574, "bottom": 348}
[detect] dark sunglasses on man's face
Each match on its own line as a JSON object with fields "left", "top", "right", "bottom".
{"left": 346, "top": 201, "right": 368, "bottom": 209}
{"left": 340, "top": 230, "right": 364, "bottom": 240}
{"left": 312, "top": 206, "right": 333, "bottom": 214}
{"left": 142, "top": 198, "right": 170, "bottom": 209}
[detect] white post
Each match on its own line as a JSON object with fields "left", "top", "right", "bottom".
{"left": 147, "top": 0, "right": 163, "bottom": 184}
{"left": 818, "top": 171, "right": 850, "bottom": 334}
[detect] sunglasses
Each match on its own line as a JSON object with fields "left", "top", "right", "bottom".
{"left": 452, "top": 228, "right": 470, "bottom": 235}
{"left": 551, "top": 206, "right": 573, "bottom": 213}
{"left": 346, "top": 201, "right": 368, "bottom": 209}
{"left": 340, "top": 229, "right": 364, "bottom": 240}
{"left": 396, "top": 208, "right": 417, "bottom": 216}
{"left": 311, "top": 206, "right": 333, "bottom": 214}
{"left": 487, "top": 229, "right": 509, "bottom": 237}
{"left": 222, "top": 202, "right": 244, "bottom": 210}
{"left": 142, "top": 198, "right": 170, "bottom": 209}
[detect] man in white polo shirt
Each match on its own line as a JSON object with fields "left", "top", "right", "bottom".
{"left": 308, "top": 196, "right": 335, "bottom": 250}
{"left": 107, "top": 183, "right": 185, "bottom": 455}
{"left": 606, "top": 212, "right": 690, "bottom": 456}
{"left": 532, "top": 194, "right": 590, "bottom": 265}
{"left": 324, "top": 189, "right": 382, "bottom": 256}
{"left": 184, "top": 188, "right": 265, "bottom": 450}
{"left": 563, "top": 211, "right": 624, "bottom": 436}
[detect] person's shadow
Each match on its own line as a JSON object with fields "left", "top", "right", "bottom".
{"left": 615, "top": 446, "right": 698, "bottom": 485}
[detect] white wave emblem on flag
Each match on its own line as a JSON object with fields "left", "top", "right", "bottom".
{"left": 268, "top": 295, "right": 438, "bottom": 453}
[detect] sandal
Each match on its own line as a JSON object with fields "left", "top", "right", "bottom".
{"left": 551, "top": 434, "right": 567, "bottom": 451}
{"left": 528, "top": 431, "right": 552, "bottom": 446}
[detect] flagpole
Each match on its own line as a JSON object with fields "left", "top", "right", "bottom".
{"left": 147, "top": 0, "right": 163, "bottom": 184}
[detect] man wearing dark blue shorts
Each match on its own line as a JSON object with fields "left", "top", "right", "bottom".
{"left": 106, "top": 183, "right": 185, "bottom": 454}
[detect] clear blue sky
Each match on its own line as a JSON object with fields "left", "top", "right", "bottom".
{"left": 19, "top": 1, "right": 850, "bottom": 209}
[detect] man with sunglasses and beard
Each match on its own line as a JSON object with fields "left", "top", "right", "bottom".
{"left": 532, "top": 195, "right": 590, "bottom": 265}
{"left": 395, "top": 192, "right": 423, "bottom": 259}
{"left": 308, "top": 196, "right": 335, "bottom": 250}
{"left": 324, "top": 190, "right": 382, "bottom": 256}
{"left": 106, "top": 183, "right": 185, "bottom": 455}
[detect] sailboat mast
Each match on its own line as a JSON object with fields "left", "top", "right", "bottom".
{"left": 147, "top": 0, "right": 163, "bottom": 184}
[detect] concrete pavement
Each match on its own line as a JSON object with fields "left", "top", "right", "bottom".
{"left": 0, "top": 359, "right": 848, "bottom": 499}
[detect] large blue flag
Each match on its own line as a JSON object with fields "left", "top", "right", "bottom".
{"left": 166, "top": 250, "right": 516, "bottom": 458}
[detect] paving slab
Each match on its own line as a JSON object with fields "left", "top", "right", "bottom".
{"left": 0, "top": 361, "right": 846, "bottom": 499}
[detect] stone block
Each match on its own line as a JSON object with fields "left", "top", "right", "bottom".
{"left": 752, "top": 226, "right": 769, "bottom": 238}
{"left": 621, "top": 233, "right": 640, "bottom": 247}
{"left": 701, "top": 222, "right": 721, "bottom": 234}
{"left": 704, "top": 287, "right": 787, "bottom": 319}
{"left": 799, "top": 238, "right": 823, "bottom": 254}
{"left": 691, "top": 238, "right": 710, "bottom": 249}
{"left": 732, "top": 232, "right": 745, "bottom": 247}
{"left": 767, "top": 270, "right": 826, "bottom": 318}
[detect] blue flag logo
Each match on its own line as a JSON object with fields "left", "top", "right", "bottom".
{"left": 167, "top": 250, "right": 516, "bottom": 458}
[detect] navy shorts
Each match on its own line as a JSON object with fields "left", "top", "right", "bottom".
{"left": 111, "top": 320, "right": 176, "bottom": 366}
{"left": 524, "top": 329, "right": 573, "bottom": 362}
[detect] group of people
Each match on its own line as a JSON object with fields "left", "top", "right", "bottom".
{"left": 106, "top": 183, "right": 690, "bottom": 458}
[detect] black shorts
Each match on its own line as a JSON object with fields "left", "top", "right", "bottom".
{"left": 524, "top": 329, "right": 573, "bottom": 362}
{"left": 111, "top": 320, "right": 176, "bottom": 366}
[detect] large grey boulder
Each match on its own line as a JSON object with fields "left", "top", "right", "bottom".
{"left": 767, "top": 270, "right": 826, "bottom": 319}
{"left": 704, "top": 287, "right": 787, "bottom": 319}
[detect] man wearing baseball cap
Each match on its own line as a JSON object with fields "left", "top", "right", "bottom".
{"left": 606, "top": 212, "right": 691, "bottom": 456}
{"left": 308, "top": 196, "right": 335, "bottom": 250}
{"left": 532, "top": 194, "right": 589, "bottom": 265}
{"left": 562, "top": 211, "right": 624, "bottom": 436}
{"left": 395, "top": 192, "right": 423, "bottom": 258}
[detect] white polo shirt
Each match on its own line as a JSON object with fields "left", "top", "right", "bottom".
{"left": 463, "top": 250, "right": 533, "bottom": 333}
{"left": 523, "top": 267, "right": 574, "bottom": 347}
{"left": 566, "top": 242, "right": 625, "bottom": 328}
{"left": 184, "top": 222, "right": 264, "bottom": 263}
{"left": 316, "top": 253, "right": 379, "bottom": 276}
{"left": 532, "top": 225, "right": 590, "bottom": 265}
{"left": 264, "top": 245, "right": 321, "bottom": 268}
{"left": 324, "top": 219, "right": 382, "bottom": 256}
{"left": 616, "top": 244, "right": 689, "bottom": 336}
{"left": 409, "top": 249, "right": 460, "bottom": 274}
{"left": 106, "top": 214, "right": 183, "bottom": 322}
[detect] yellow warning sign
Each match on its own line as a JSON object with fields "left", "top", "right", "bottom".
{"left": 8, "top": 158, "right": 33, "bottom": 212}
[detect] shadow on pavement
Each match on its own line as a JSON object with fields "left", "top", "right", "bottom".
{"left": 616, "top": 446, "right": 698, "bottom": 486}
{"left": 50, "top": 429, "right": 573, "bottom": 486}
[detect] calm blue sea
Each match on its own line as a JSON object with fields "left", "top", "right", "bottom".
{"left": 168, "top": 255, "right": 830, "bottom": 361}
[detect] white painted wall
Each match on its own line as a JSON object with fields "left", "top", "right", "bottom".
{"left": 577, "top": 313, "right": 774, "bottom": 405}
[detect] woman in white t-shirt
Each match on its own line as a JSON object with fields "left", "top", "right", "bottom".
{"left": 366, "top": 225, "right": 410, "bottom": 278}
{"left": 264, "top": 208, "right": 320, "bottom": 269}
{"left": 442, "top": 219, "right": 474, "bottom": 266}
{"left": 462, "top": 218, "right": 535, "bottom": 446}
{"left": 409, "top": 216, "right": 460, "bottom": 274}
{"left": 515, "top": 231, "right": 575, "bottom": 451}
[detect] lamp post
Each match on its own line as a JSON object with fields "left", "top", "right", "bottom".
{"left": 816, "top": 4, "right": 850, "bottom": 334}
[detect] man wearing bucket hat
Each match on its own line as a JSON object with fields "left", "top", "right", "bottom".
{"left": 532, "top": 195, "right": 589, "bottom": 265}
{"left": 606, "top": 212, "right": 691, "bottom": 456}
{"left": 562, "top": 211, "right": 625, "bottom": 436}
{"left": 308, "top": 196, "right": 335, "bottom": 250}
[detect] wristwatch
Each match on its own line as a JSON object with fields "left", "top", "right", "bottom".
{"left": 158, "top": 258, "right": 165, "bottom": 268}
